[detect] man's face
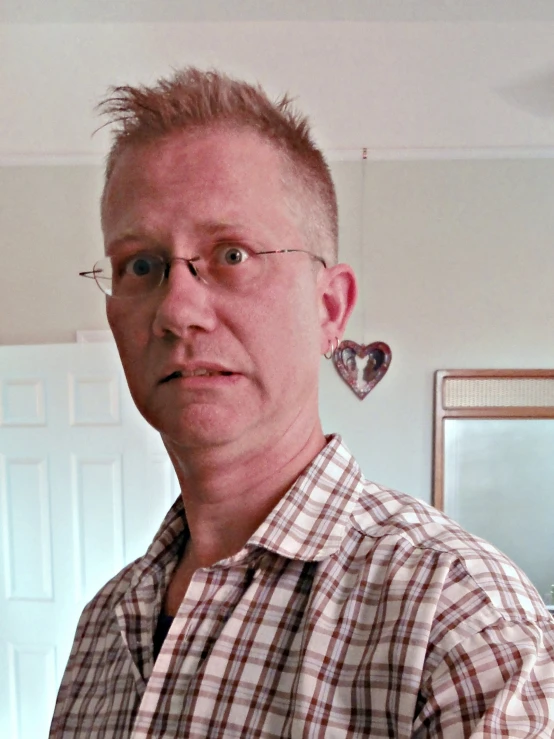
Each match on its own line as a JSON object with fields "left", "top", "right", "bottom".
{"left": 102, "top": 127, "right": 328, "bottom": 453}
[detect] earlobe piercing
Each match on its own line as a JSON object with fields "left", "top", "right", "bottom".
{"left": 324, "top": 336, "right": 339, "bottom": 360}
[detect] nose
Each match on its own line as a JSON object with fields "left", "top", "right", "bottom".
{"left": 152, "top": 258, "right": 217, "bottom": 339}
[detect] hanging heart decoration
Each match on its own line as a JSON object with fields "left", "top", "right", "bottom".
{"left": 333, "top": 340, "right": 392, "bottom": 399}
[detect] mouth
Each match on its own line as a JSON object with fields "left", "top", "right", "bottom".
{"left": 160, "top": 369, "right": 234, "bottom": 384}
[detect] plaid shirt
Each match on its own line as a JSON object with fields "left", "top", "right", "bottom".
{"left": 50, "top": 435, "right": 554, "bottom": 738}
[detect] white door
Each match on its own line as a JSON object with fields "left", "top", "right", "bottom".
{"left": 0, "top": 343, "right": 178, "bottom": 739}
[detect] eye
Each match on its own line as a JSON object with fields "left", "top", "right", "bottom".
{"left": 215, "top": 244, "right": 250, "bottom": 267}
{"left": 121, "top": 253, "right": 160, "bottom": 278}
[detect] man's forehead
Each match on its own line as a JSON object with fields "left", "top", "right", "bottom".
{"left": 102, "top": 127, "right": 290, "bottom": 220}
{"left": 100, "top": 128, "right": 304, "bottom": 249}
{"left": 101, "top": 126, "right": 292, "bottom": 221}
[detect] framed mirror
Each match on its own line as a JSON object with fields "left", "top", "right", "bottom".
{"left": 432, "top": 369, "right": 554, "bottom": 609}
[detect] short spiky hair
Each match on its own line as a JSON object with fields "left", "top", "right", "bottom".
{"left": 98, "top": 67, "right": 338, "bottom": 264}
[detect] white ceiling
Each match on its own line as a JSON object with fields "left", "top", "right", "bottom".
{"left": 3, "top": 0, "right": 554, "bottom": 24}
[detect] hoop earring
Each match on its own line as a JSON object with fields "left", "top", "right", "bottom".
{"left": 324, "top": 337, "right": 339, "bottom": 360}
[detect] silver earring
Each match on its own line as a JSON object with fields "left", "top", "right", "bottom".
{"left": 324, "top": 337, "right": 339, "bottom": 360}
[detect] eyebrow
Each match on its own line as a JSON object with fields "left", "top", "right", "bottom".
{"left": 106, "top": 221, "right": 253, "bottom": 255}
{"left": 196, "top": 220, "right": 250, "bottom": 237}
{"left": 105, "top": 233, "right": 155, "bottom": 256}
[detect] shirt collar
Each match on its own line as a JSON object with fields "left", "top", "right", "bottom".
{"left": 247, "top": 434, "right": 364, "bottom": 562}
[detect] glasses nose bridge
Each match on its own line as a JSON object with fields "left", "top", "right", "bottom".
{"left": 164, "top": 255, "right": 204, "bottom": 283}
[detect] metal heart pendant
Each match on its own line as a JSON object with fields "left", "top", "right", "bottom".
{"left": 333, "top": 340, "right": 392, "bottom": 399}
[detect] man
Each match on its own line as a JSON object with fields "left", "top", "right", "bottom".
{"left": 51, "top": 68, "right": 553, "bottom": 737}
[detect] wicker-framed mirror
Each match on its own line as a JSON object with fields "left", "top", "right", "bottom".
{"left": 432, "top": 369, "right": 554, "bottom": 608}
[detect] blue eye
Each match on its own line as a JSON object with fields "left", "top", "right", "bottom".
{"left": 123, "top": 254, "right": 158, "bottom": 277}
{"left": 218, "top": 245, "right": 250, "bottom": 266}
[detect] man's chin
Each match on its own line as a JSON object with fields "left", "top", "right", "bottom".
{"left": 146, "top": 406, "right": 248, "bottom": 451}
{"left": 161, "top": 427, "right": 238, "bottom": 452}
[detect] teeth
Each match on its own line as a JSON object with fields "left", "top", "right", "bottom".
{"left": 163, "top": 368, "right": 229, "bottom": 383}
{"left": 182, "top": 369, "right": 221, "bottom": 378}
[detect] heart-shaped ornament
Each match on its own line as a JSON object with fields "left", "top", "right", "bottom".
{"left": 333, "top": 340, "right": 392, "bottom": 399}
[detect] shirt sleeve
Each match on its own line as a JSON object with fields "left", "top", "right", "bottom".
{"left": 413, "top": 618, "right": 554, "bottom": 738}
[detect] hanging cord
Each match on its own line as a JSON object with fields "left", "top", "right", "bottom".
{"left": 360, "top": 147, "right": 368, "bottom": 343}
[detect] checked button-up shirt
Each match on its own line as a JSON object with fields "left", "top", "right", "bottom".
{"left": 50, "top": 435, "right": 554, "bottom": 738}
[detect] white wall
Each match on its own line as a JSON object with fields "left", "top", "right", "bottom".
{"left": 2, "top": 21, "right": 554, "bottom": 160}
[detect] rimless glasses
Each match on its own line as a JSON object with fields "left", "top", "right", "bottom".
{"left": 79, "top": 244, "right": 327, "bottom": 298}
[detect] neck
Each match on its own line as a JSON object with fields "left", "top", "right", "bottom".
{"left": 163, "top": 422, "right": 327, "bottom": 567}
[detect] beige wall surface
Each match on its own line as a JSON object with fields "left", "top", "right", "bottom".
{"left": 0, "top": 165, "right": 107, "bottom": 345}
{"left": 1, "top": 159, "right": 553, "bottom": 502}
{"left": 323, "top": 158, "right": 554, "bottom": 501}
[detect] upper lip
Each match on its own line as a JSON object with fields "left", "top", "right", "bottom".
{"left": 159, "top": 362, "right": 235, "bottom": 383}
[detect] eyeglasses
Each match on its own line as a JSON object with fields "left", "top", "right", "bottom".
{"left": 79, "top": 245, "right": 327, "bottom": 298}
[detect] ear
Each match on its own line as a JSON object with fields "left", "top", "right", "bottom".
{"left": 317, "top": 263, "right": 358, "bottom": 354}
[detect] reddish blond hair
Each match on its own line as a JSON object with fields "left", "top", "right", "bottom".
{"left": 98, "top": 67, "right": 338, "bottom": 264}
